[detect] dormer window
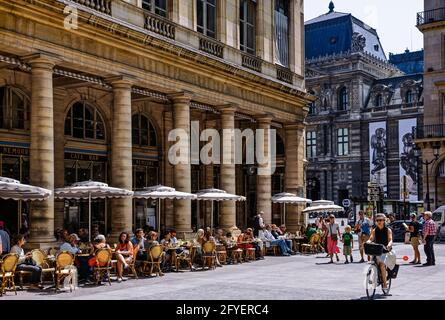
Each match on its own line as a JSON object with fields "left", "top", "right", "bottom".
{"left": 406, "top": 90, "right": 416, "bottom": 104}
{"left": 375, "top": 94, "right": 383, "bottom": 107}
{"left": 374, "top": 44, "right": 379, "bottom": 51}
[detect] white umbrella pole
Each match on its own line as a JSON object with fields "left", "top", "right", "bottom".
{"left": 88, "top": 192, "right": 92, "bottom": 242}
{"left": 283, "top": 204, "right": 286, "bottom": 226}
{"left": 211, "top": 201, "right": 213, "bottom": 230}
{"left": 158, "top": 198, "right": 161, "bottom": 234}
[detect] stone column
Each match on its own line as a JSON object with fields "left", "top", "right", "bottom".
{"left": 163, "top": 110, "right": 174, "bottom": 229}
{"left": 25, "top": 53, "right": 60, "bottom": 247}
{"left": 219, "top": 105, "right": 237, "bottom": 230}
{"left": 256, "top": 116, "right": 273, "bottom": 224}
{"left": 169, "top": 92, "right": 193, "bottom": 234}
{"left": 284, "top": 123, "right": 305, "bottom": 232}
{"left": 109, "top": 77, "right": 134, "bottom": 239}
{"left": 53, "top": 88, "right": 68, "bottom": 231}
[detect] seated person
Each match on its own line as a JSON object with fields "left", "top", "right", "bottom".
{"left": 144, "top": 231, "right": 160, "bottom": 251}
{"left": 60, "top": 233, "right": 81, "bottom": 255}
{"left": 260, "top": 225, "right": 293, "bottom": 256}
{"left": 10, "top": 234, "right": 43, "bottom": 290}
{"left": 271, "top": 224, "right": 294, "bottom": 254}
{"left": 238, "top": 228, "right": 263, "bottom": 260}
{"left": 115, "top": 232, "right": 133, "bottom": 283}
{"left": 305, "top": 224, "right": 317, "bottom": 242}
{"left": 131, "top": 228, "right": 146, "bottom": 261}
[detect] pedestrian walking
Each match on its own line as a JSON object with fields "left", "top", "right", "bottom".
{"left": 422, "top": 211, "right": 436, "bottom": 266}
{"left": 342, "top": 225, "right": 354, "bottom": 264}
{"left": 326, "top": 214, "right": 341, "bottom": 263}
{"left": 354, "top": 210, "right": 371, "bottom": 263}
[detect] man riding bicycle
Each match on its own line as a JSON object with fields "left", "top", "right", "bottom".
{"left": 367, "top": 213, "right": 393, "bottom": 291}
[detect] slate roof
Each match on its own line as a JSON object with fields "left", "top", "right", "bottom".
{"left": 305, "top": 2, "right": 386, "bottom": 61}
{"left": 389, "top": 50, "right": 424, "bottom": 75}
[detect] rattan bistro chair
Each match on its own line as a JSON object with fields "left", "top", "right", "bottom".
{"left": 54, "top": 251, "right": 75, "bottom": 292}
{"left": 215, "top": 244, "right": 227, "bottom": 265}
{"left": 202, "top": 241, "right": 217, "bottom": 270}
{"left": 124, "top": 245, "right": 139, "bottom": 279}
{"left": 32, "top": 249, "right": 55, "bottom": 284}
{"left": 0, "top": 253, "right": 18, "bottom": 296}
{"left": 143, "top": 245, "right": 164, "bottom": 277}
{"left": 93, "top": 248, "right": 113, "bottom": 285}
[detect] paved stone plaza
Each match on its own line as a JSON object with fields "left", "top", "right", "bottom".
{"left": 4, "top": 241, "right": 444, "bottom": 300}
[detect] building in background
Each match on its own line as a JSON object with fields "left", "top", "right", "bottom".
{"left": 305, "top": 2, "right": 424, "bottom": 218}
{"left": 415, "top": 0, "right": 445, "bottom": 211}
{"left": 0, "top": 0, "right": 311, "bottom": 247}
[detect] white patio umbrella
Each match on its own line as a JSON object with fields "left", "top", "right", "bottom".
{"left": 272, "top": 192, "right": 312, "bottom": 225}
{"left": 0, "top": 176, "right": 51, "bottom": 201}
{"left": 133, "top": 185, "right": 197, "bottom": 233}
{"left": 195, "top": 188, "right": 246, "bottom": 229}
{"left": 302, "top": 199, "right": 344, "bottom": 214}
{"left": 54, "top": 181, "right": 134, "bottom": 241}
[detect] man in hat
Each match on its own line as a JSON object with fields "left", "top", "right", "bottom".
{"left": 0, "top": 221, "right": 10, "bottom": 257}
{"left": 60, "top": 233, "right": 81, "bottom": 255}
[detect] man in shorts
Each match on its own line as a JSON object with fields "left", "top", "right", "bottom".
{"left": 355, "top": 210, "right": 371, "bottom": 263}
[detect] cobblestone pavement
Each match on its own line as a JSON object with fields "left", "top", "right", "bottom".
{"left": 2, "top": 241, "right": 444, "bottom": 300}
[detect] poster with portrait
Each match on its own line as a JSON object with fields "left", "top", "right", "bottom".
{"left": 399, "top": 118, "right": 418, "bottom": 201}
{"left": 369, "top": 122, "right": 387, "bottom": 197}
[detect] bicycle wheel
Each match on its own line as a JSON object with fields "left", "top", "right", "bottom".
{"left": 366, "top": 265, "right": 378, "bottom": 300}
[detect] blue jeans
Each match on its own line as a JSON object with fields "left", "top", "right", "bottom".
{"left": 270, "top": 239, "right": 290, "bottom": 255}
{"left": 285, "top": 240, "right": 293, "bottom": 252}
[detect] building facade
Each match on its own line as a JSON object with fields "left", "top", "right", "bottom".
{"left": 0, "top": 0, "right": 311, "bottom": 246}
{"left": 304, "top": 3, "right": 424, "bottom": 218}
{"left": 416, "top": 0, "right": 445, "bottom": 211}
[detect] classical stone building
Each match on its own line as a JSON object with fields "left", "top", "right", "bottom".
{"left": 304, "top": 3, "right": 424, "bottom": 217}
{"left": 0, "top": 0, "right": 311, "bottom": 246}
{"left": 415, "top": 0, "right": 445, "bottom": 211}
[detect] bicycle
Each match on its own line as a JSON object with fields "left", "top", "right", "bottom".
{"left": 363, "top": 243, "right": 393, "bottom": 300}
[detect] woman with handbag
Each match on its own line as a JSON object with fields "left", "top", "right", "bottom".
{"left": 10, "top": 234, "right": 43, "bottom": 290}
{"left": 327, "top": 214, "right": 341, "bottom": 263}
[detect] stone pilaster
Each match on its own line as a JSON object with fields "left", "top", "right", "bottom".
{"left": 24, "top": 53, "right": 60, "bottom": 247}
{"left": 284, "top": 123, "right": 305, "bottom": 232}
{"left": 256, "top": 115, "right": 273, "bottom": 224}
{"left": 219, "top": 105, "right": 237, "bottom": 230}
{"left": 169, "top": 92, "right": 193, "bottom": 233}
{"left": 109, "top": 76, "right": 134, "bottom": 238}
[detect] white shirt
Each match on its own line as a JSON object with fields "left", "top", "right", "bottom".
{"left": 327, "top": 223, "right": 340, "bottom": 236}
{"left": 262, "top": 230, "right": 276, "bottom": 241}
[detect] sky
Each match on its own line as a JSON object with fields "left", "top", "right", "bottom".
{"left": 305, "top": 0, "right": 424, "bottom": 55}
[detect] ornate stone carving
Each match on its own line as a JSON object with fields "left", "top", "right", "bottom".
{"left": 351, "top": 32, "right": 366, "bottom": 53}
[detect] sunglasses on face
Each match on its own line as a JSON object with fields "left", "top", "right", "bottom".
{"left": 376, "top": 219, "right": 385, "bottom": 222}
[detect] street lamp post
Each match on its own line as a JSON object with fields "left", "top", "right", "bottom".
{"left": 414, "top": 145, "right": 440, "bottom": 211}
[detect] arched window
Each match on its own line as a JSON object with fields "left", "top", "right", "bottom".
{"left": 64, "top": 102, "right": 105, "bottom": 140}
{"left": 132, "top": 113, "right": 157, "bottom": 147}
{"left": 375, "top": 94, "right": 383, "bottom": 107}
{"left": 0, "top": 86, "right": 30, "bottom": 130}
{"left": 406, "top": 90, "right": 416, "bottom": 104}
{"left": 338, "top": 87, "right": 349, "bottom": 111}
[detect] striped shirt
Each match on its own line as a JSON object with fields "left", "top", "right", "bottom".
{"left": 422, "top": 219, "right": 436, "bottom": 237}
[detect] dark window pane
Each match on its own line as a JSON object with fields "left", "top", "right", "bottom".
{"left": 142, "top": 0, "right": 151, "bottom": 11}
{"left": 22, "top": 158, "right": 30, "bottom": 184}
{"left": 155, "top": 0, "right": 167, "bottom": 17}
{"left": 64, "top": 160, "right": 77, "bottom": 186}
{"left": 2, "top": 156, "right": 21, "bottom": 180}
{"left": 207, "top": 2, "right": 216, "bottom": 36}
{"left": 132, "top": 114, "right": 140, "bottom": 145}
{"left": 0, "top": 87, "right": 4, "bottom": 128}
{"left": 149, "top": 122, "right": 157, "bottom": 146}
{"left": 141, "top": 115, "right": 149, "bottom": 146}
{"left": 11, "top": 90, "right": 26, "bottom": 129}
{"left": 84, "top": 106, "right": 94, "bottom": 139}
{"left": 93, "top": 162, "right": 106, "bottom": 182}
{"left": 197, "top": 0, "right": 204, "bottom": 33}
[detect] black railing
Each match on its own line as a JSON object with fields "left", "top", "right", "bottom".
{"left": 417, "top": 7, "right": 445, "bottom": 26}
{"left": 414, "top": 124, "right": 445, "bottom": 139}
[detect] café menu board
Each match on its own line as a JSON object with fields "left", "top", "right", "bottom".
{"left": 64, "top": 152, "right": 107, "bottom": 162}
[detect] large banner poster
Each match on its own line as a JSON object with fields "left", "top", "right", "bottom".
{"left": 369, "top": 122, "right": 387, "bottom": 197}
{"left": 399, "top": 118, "right": 418, "bottom": 201}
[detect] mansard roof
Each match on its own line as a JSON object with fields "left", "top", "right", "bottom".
{"left": 389, "top": 50, "right": 424, "bottom": 75}
{"left": 305, "top": 2, "right": 386, "bottom": 61}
